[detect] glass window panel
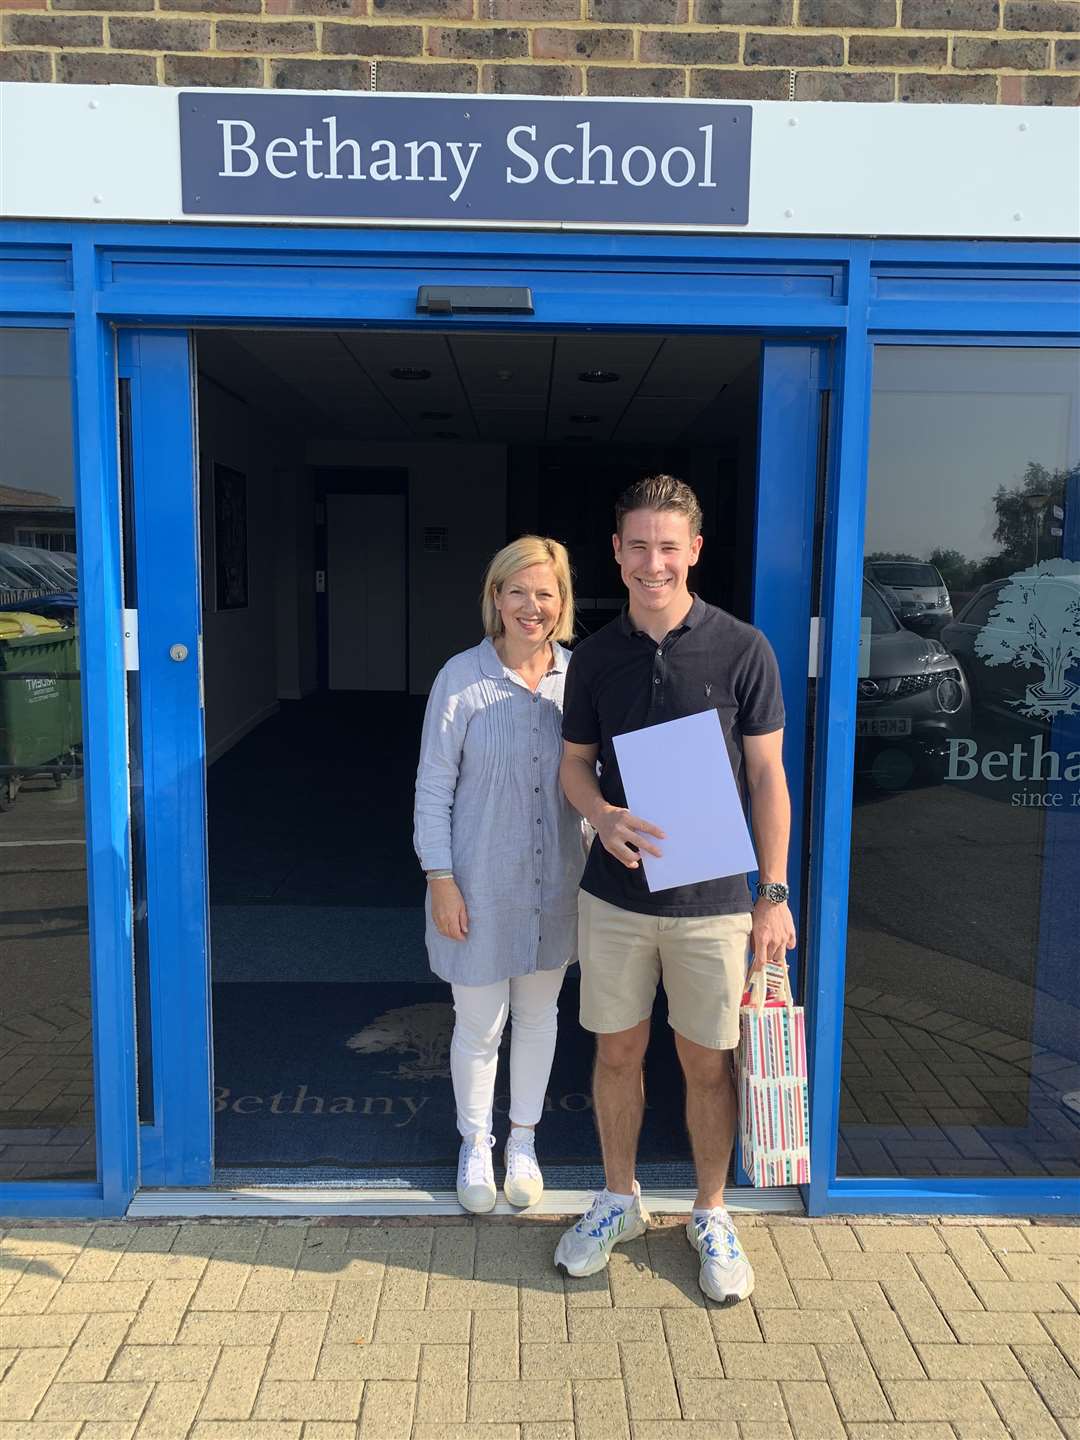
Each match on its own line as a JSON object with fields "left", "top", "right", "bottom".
{"left": 0, "top": 328, "right": 96, "bottom": 1182}
{"left": 841, "top": 345, "right": 1080, "bottom": 1182}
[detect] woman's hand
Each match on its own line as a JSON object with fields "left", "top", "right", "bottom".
{"left": 430, "top": 877, "right": 469, "bottom": 941}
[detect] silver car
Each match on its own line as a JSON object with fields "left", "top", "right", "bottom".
{"left": 865, "top": 560, "right": 953, "bottom": 632}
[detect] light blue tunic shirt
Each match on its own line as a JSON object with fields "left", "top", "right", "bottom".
{"left": 413, "top": 637, "right": 585, "bottom": 987}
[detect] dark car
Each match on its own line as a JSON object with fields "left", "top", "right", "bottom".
{"left": 856, "top": 578, "right": 971, "bottom": 787}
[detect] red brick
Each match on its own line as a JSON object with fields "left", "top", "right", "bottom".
{"left": 639, "top": 28, "right": 738, "bottom": 60}
{"left": 481, "top": 60, "right": 582, "bottom": 90}
{"left": 164, "top": 52, "right": 263, "bottom": 81}
{"left": 110, "top": 15, "right": 210, "bottom": 46}
{"left": 690, "top": 63, "right": 788, "bottom": 94}
{"left": 532, "top": 26, "right": 634, "bottom": 59}
{"left": 217, "top": 18, "right": 315, "bottom": 47}
{"left": 586, "top": 62, "right": 684, "bottom": 92}
{"left": 849, "top": 32, "right": 947, "bottom": 62}
{"left": 489, "top": 0, "right": 578, "bottom": 16}
{"left": 589, "top": 0, "right": 688, "bottom": 19}
{"left": 800, "top": 0, "right": 896, "bottom": 24}
{"left": 695, "top": 0, "right": 792, "bottom": 18}
{"left": 0, "top": 48, "right": 51, "bottom": 75}
{"left": 1005, "top": 0, "right": 1080, "bottom": 29}
{"left": 49, "top": 0, "right": 152, "bottom": 9}
{"left": 1024, "top": 71, "right": 1080, "bottom": 98}
{"left": 897, "top": 67, "right": 998, "bottom": 95}
{"left": 796, "top": 67, "right": 895, "bottom": 94}
{"left": 953, "top": 34, "right": 1050, "bottom": 63}
{"left": 3, "top": 11, "right": 100, "bottom": 41}
{"left": 901, "top": 0, "right": 999, "bottom": 24}
{"left": 56, "top": 49, "right": 156, "bottom": 80}
{"left": 371, "top": 0, "right": 472, "bottom": 17}
{"left": 426, "top": 24, "right": 528, "bottom": 56}
{"left": 370, "top": 57, "right": 479, "bottom": 86}
{"left": 322, "top": 20, "right": 420, "bottom": 50}
{"left": 745, "top": 29, "right": 844, "bottom": 62}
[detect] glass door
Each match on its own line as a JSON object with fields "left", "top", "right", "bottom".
{"left": 119, "top": 329, "right": 212, "bottom": 1188}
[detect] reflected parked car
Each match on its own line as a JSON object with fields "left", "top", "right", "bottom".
{"left": 856, "top": 578, "right": 971, "bottom": 788}
{"left": 865, "top": 560, "right": 953, "bottom": 634}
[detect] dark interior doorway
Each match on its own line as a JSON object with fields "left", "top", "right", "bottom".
{"left": 193, "top": 326, "right": 762, "bottom": 1186}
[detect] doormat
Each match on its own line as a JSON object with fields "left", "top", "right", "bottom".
{"left": 212, "top": 979, "right": 692, "bottom": 1171}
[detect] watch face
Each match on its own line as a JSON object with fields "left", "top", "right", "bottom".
{"left": 760, "top": 882, "right": 789, "bottom": 904}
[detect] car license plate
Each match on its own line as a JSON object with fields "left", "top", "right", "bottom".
{"left": 856, "top": 718, "right": 912, "bottom": 737}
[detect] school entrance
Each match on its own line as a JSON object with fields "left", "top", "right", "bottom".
{"left": 117, "top": 295, "right": 828, "bottom": 1209}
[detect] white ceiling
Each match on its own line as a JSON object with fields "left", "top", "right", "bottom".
{"left": 195, "top": 329, "right": 759, "bottom": 447}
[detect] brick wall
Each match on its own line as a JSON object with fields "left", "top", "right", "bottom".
{"left": 1, "top": 0, "right": 1076, "bottom": 103}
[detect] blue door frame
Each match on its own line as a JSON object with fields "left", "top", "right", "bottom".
{"left": 1, "top": 222, "right": 1076, "bottom": 1219}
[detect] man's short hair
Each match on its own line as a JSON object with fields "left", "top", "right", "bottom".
{"left": 615, "top": 475, "right": 703, "bottom": 539}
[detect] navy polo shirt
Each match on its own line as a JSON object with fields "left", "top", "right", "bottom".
{"left": 561, "top": 595, "right": 785, "bottom": 917}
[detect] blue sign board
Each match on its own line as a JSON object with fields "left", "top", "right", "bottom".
{"left": 179, "top": 93, "right": 751, "bottom": 227}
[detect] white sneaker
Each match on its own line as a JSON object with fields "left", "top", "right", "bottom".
{"left": 554, "top": 1184, "right": 649, "bottom": 1277}
{"left": 504, "top": 1128, "right": 543, "bottom": 1209}
{"left": 456, "top": 1133, "right": 497, "bottom": 1214}
{"left": 686, "top": 1208, "right": 755, "bottom": 1305}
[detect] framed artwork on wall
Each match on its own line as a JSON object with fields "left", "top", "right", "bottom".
{"left": 213, "top": 462, "right": 248, "bottom": 611}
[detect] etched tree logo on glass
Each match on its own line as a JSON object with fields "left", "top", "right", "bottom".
{"left": 974, "top": 560, "right": 1080, "bottom": 719}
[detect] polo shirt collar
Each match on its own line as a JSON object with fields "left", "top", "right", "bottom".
{"left": 619, "top": 593, "right": 706, "bottom": 639}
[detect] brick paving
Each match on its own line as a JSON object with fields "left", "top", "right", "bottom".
{"left": 1, "top": 1215, "right": 1077, "bottom": 1438}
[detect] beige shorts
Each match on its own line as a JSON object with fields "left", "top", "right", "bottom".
{"left": 578, "top": 890, "right": 751, "bottom": 1052}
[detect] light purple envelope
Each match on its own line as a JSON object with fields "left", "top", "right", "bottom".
{"left": 612, "top": 708, "right": 757, "bottom": 893}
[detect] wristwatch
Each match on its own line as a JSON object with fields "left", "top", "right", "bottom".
{"left": 756, "top": 881, "right": 790, "bottom": 905}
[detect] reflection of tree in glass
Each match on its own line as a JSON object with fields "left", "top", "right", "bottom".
{"left": 974, "top": 559, "right": 1080, "bottom": 719}
{"left": 991, "top": 461, "right": 1074, "bottom": 565}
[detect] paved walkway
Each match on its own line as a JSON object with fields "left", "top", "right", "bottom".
{"left": 1, "top": 1214, "right": 1077, "bottom": 1439}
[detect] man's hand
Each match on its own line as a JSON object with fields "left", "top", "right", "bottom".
{"left": 749, "top": 899, "right": 796, "bottom": 974}
{"left": 430, "top": 878, "right": 469, "bottom": 941}
{"left": 593, "top": 804, "right": 665, "bottom": 870}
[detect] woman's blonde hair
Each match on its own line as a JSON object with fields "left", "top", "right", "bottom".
{"left": 481, "top": 535, "right": 575, "bottom": 645}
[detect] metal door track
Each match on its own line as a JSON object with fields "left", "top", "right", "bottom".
{"left": 127, "top": 1186, "right": 803, "bottom": 1218}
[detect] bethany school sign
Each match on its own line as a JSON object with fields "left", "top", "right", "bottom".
{"left": 179, "top": 93, "right": 752, "bottom": 227}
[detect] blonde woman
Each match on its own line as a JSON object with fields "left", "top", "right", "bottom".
{"left": 414, "top": 537, "right": 583, "bottom": 1212}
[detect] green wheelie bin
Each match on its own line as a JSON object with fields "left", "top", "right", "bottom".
{"left": 0, "top": 627, "right": 72, "bottom": 810}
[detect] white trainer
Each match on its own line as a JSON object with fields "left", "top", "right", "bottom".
{"left": 686, "top": 1208, "right": 755, "bottom": 1305}
{"left": 554, "top": 1184, "right": 649, "bottom": 1277}
{"left": 504, "top": 1128, "right": 543, "bottom": 1208}
{"left": 456, "top": 1133, "right": 497, "bottom": 1214}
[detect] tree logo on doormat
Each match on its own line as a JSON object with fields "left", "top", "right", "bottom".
{"left": 346, "top": 1003, "right": 454, "bottom": 1081}
{"left": 975, "top": 559, "right": 1080, "bottom": 719}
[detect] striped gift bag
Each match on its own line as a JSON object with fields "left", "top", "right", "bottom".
{"left": 736, "top": 962, "right": 811, "bottom": 1187}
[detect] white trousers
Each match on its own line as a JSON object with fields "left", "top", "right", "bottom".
{"left": 450, "top": 966, "right": 566, "bottom": 1138}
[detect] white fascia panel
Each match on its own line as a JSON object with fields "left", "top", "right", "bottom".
{"left": 1, "top": 81, "right": 1078, "bottom": 239}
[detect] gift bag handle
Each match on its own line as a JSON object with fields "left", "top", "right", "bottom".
{"left": 746, "top": 960, "right": 795, "bottom": 1013}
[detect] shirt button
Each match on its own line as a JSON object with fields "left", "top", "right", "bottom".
{"left": 532, "top": 727, "right": 538, "bottom": 733}
{"left": 535, "top": 908, "right": 541, "bottom": 915}
{"left": 532, "top": 696, "right": 539, "bottom": 703}
{"left": 533, "top": 756, "right": 538, "bottom": 762}
{"left": 534, "top": 786, "right": 540, "bottom": 793}
{"left": 537, "top": 818, "right": 542, "bottom": 824}
{"left": 536, "top": 848, "right": 542, "bottom": 855}
{"left": 654, "top": 677, "right": 661, "bottom": 685}
{"left": 535, "top": 877, "right": 541, "bottom": 884}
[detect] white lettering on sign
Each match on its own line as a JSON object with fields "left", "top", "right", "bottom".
{"left": 217, "top": 116, "right": 722, "bottom": 205}
{"left": 945, "top": 735, "right": 1080, "bottom": 783}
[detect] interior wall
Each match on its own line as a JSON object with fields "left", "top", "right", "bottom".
{"left": 198, "top": 376, "right": 282, "bottom": 762}
{"left": 305, "top": 440, "right": 507, "bottom": 695}
{"left": 274, "top": 468, "right": 316, "bottom": 701}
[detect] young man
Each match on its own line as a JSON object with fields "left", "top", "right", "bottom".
{"left": 555, "top": 475, "right": 796, "bottom": 1305}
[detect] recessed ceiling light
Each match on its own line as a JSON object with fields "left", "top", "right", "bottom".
{"left": 390, "top": 366, "right": 431, "bottom": 381}
{"left": 570, "top": 414, "right": 601, "bottom": 424}
{"left": 563, "top": 435, "right": 593, "bottom": 444}
{"left": 496, "top": 370, "right": 513, "bottom": 382}
{"left": 434, "top": 430, "right": 460, "bottom": 440}
{"left": 420, "top": 410, "right": 453, "bottom": 421}
{"left": 578, "top": 370, "right": 620, "bottom": 384}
